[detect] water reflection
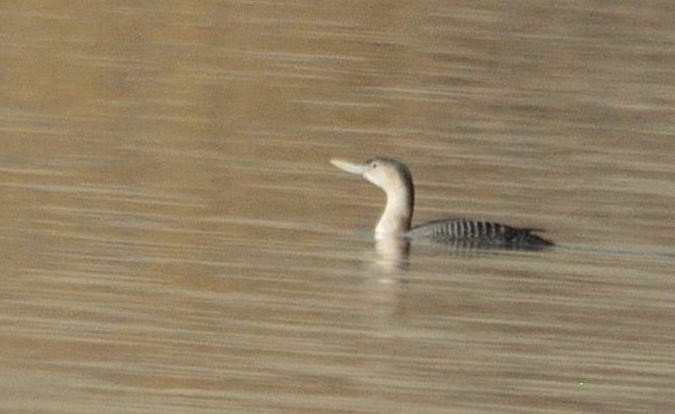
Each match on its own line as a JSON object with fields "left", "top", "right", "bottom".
{"left": 373, "top": 236, "right": 410, "bottom": 273}
{"left": 372, "top": 233, "right": 558, "bottom": 274}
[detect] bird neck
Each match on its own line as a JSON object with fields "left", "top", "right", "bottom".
{"left": 375, "top": 186, "right": 413, "bottom": 240}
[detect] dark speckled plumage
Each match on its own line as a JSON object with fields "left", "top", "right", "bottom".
{"left": 408, "top": 218, "right": 553, "bottom": 249}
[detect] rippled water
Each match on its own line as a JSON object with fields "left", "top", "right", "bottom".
{"left": 1, "top": 2, "right": 674, "bottom": 413}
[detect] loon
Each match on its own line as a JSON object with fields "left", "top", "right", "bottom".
{"left": 330, "top": 157, "right": 553, "bottom": 249}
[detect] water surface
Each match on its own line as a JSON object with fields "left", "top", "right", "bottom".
{"left": 1, "top": 1, "right": 674, "bottom": 413}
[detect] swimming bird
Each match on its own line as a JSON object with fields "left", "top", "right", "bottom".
{"left": 330, "top": 157, "right": 553, "bottom": 249}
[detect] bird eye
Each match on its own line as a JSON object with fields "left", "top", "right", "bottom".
{"left": 371, "top": 162, "right": 377, "bottom": 169}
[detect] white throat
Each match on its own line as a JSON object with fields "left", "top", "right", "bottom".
{"left": 375, "top": 187, "right": 412, "bottom": 240}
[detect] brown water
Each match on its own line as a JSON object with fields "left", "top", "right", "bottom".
{"left": 1, "top": 2, "right": 674, "bottom": 413}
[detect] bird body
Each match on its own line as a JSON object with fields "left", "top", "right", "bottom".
{"left": 330, "top": 157, "right": 553, "bottom": 249}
